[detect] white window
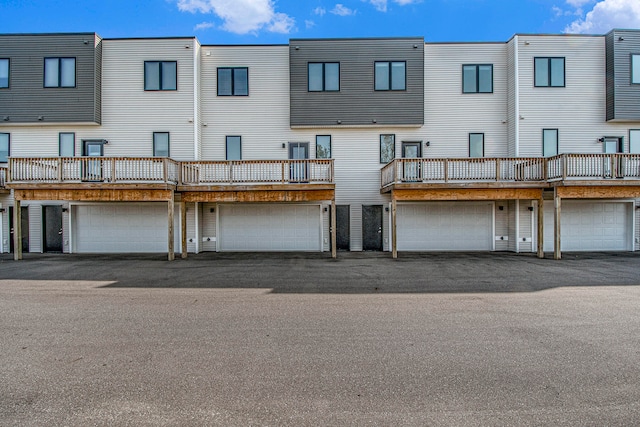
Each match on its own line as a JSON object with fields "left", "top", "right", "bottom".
{"left": 153, "top": 132, "right": 170, "bottom": 157}
{"left": 59, "top": 133, "right": 75, "bottom": 157}
{"left": 543, "top": 129, "right": 558, "bottom": 157}
{"left": 226, "top": 136, "right": 242, "bottom": 160}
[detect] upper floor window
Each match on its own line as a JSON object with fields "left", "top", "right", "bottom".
{"left": 469, "top": 133, "right": 485, "bottom": 157}
{"left": 534, "top": 57, "right": 565, "bottom": 87}
{"left": 153, "top": 132, "right": 170, "bottom": 157}
{"left": 316, "top": 135, "right": 331, "bottom": 159}
{"left": 542, "top": 129, "right": 558, "bottom": 157}
{"left": 59, "top": 133, "right": 75, "bottom": 157}
{"left": 463, "top": 64, "right": 493, "bottom": 93}
{"left": 44, "top": 57, "right": 75, "bottom": 88}
{"left": 380, "top": 134, "right": 395, "bottom": 163}
{"left": 0, "top": 59, "right": 9, "bottom": 88}
{"left": 632, "top": 54, "right": 640, "bottom": 84}
{"left": 226, "top": 136, "right": 242, "bottom": 160}
{"left": 218, "top": 67, "right": 248, "bottom": 96}
{"left": 375, "top": 61, "right": 405, "bottom": 91}
{"left": 145, "top": 61, "right": 177, "bottom": 91}
{"left": 0, "top": 133, "right": 9, "bottom": 163}
{"left": 308, "top": 63, "right": 339, "bottom": 92}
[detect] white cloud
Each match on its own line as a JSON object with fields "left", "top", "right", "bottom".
{"left": 365, "top": 0, "right": 421, "bottom": 13}
{"left": 305, "top": 20, "right": 315, "bottom": 29}
{"left": 194, "top": 21, "right": 215, "bottom": 31}
{"left": 566, "top": 0, "right": 593, "bottom": 7}
{"left": 313, "top": 6, "right": 326, "bottom": 16}
{"left": 368, "top": 0, "right": 387, "bottom": 12}
{"left": 176, "top": 0, "right": 296, "bottom": 35}
{"left": 331, "top": 4, "right": 356, "bottom": 16}
{"left": 565, "top": 0, "right": 640, "bottom": 33}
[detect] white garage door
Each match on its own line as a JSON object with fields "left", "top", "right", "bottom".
{"left": 397, "top": 202, "right": 493, "bottom": 251}
{"left": 219, "top": 204, "right": 321, "bottom": 251}
{"left": 74, "top": 204, "right": 169, "bottom": 253}
{"left": 543, "top": 201, "right": 632, "bottom": 252}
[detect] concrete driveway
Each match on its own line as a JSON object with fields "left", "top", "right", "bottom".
{"left": 1, "top": 252, "right": 640, "bottom": 425}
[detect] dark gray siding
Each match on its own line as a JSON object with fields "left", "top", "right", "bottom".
{"left": 0, "top": 33, "right": 101, "bottom": 124}
{"left": 290, "top": 38, "right": 424, "bottom": 127}
{"left": 94, "top": 38, "right": 102, "bottom": 124}
{"left": 606, "top": 29, "right": 640, "bottom": 121}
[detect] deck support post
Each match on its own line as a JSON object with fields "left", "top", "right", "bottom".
{"left": 330, "top": 200, "right": 337, "bottom": 259}
{"left": 168, "top": 196, "right": 175, "bottom": 261}
{"left": 181, "top": 200, "right": 187, "bottom": 259}
{"left": 554, "top": 188, "right": 561, "bottom": 260}
{"left": 391, "top": 197, "right": 398, "bottom": 259}
{"left": 537, "top": 196, "right": 544, "bottom": 259}
{"left": 13, "top": 199, "right": 22, "bottom": 261}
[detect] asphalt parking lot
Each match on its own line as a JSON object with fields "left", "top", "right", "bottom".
{"left": 1, "top": 252, "right": 640, "bottom": 426}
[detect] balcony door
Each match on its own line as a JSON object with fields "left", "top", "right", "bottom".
{"left": 83, "top": 140, "right": 104, "bottom": 181}
{"left": 402, "top": 142, "right": 422, "bottom": 181}
{"left": 602, "top": 137, "right": 622, "bottom": 178}
{"left": 289, "top": 142, "right": 309, "bottom": 182}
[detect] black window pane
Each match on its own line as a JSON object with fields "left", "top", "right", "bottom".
{"left": 375, "top": 62, "right": 389, "bottom": 90}
{"left": 308, "top": 63, "right": 323, "bottom": 91}
{"left": 234, "top": 68, "right": 248, "bottom": 95}
{"left": 391, "top": 62, "right": 405, "bottom": 90}
{"left": 324, "top": 63, "right": 339, "bottom": 91}
{"left": 550, "top": 58, "right": 564, "bottom": 87}
{"left": 162, "top": 62, "right": 177, "bottom": 90}
{"left": 478, "top": 65, "right": 492, "bottom": 93}
{"left": 145, "top": 62, "right": 160, "bottom": 90}
{"left": 463, "top": 65, "right": 476, "bottom": 93}
{"left": 535, "top": 58, "right": 548, "bottom": 87}
{"left": 218, "top": 68, "right": 232, "bottom": 95}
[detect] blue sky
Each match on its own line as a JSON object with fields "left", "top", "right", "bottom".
{"left": 1, "top": 0, "right": 639, "bottom": 44}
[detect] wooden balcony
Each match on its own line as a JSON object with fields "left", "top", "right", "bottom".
{"left": 381, "top": 154, "right": 640, "bottom": 191}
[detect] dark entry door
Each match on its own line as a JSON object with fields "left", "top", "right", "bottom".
{"left": 43, "top": 205, "right": 63, "bottom": 252}
{"left": 289, "top": 142, "right": 309, "bottom": 182}
{"left": 9, "top": 206, "right": 29, "bottom": 253}
{"left": 362, "top": 205, "right": 383, "bottom": 251}
{"left": 331, "top": 205, "right": 350, "bottom": 251}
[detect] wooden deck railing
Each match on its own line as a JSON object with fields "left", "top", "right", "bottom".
{"left": 0, "top": 166, "right": 6, "bottom": 188}
{"left": 381, "top": 154, "right": 640, "bottom": 187}
{"left": 7, "top": 158, "right": 335, "bottom": 186}
{"left": 8, "top": 157, "right": 180, "bottom": 184}
{"left": 180, "top": 159, "right": 334, "bottom": 185}
{"left": 381, "top": 157, "right": 546, "bottom": 187}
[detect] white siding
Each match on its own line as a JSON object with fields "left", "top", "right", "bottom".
{"left": 519, "top": 200, "right": 534, "bottom": 253}
{"left": 516, "top": 35, "right": 632, "bottom": 156}
{"left": 201, "top": 202, "right": 216, "bottom": 252}
{"left": 424, "top": 43, "right": 508, "bottom": 158}
{"left": 494, "top": 203, "right": 509, "bottom": 251}
{"left": 7, "top": 38, "right": 196, "bottom": 160}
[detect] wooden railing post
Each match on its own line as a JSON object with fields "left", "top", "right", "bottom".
{"left": 282, "top": 161, "right": 286, "bottom": 184}
{"left": 562, "top": 155, "right": 567, "bottom": 181}
{"left": 111, "top": 158, "right": 117, "bottom": 182}
{"left": 444, "top": 159, "right": 449, "bottom": 183}
{"left": 496, "top": 158, "right": 501, "bottom": 181}
{"left": 57, "top": 157, "right": 63, "bottom": 182}
{"left": 229, "top": 160, "right": 234, "bottom": 184}
{"left": 163, "top": 158, "right": 168, "bottom": 183}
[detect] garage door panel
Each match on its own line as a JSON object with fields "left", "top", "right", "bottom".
{"left": 543, "top": 202, "right": 631, "bottom": 252}
{"left": 219, "top": 204, "right": 321, "bottom": 251}
{"left": 75, "top": 204, "right": 169, "bottom": 253}
{"left": 397, "top": 202, "right": 493, "bottom": 251}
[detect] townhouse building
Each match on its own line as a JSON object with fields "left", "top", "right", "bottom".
{"left": 0, "top": 30, "right": 639, "bottom": 260}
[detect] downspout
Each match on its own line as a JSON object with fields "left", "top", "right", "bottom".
{"left": 514, "top": 35, "right": 520, "bottom": 157}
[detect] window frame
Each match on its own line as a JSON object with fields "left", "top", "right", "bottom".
{"left": 542, "top": 129, "right": 559, "bottom": 157}
{"left": 0, "top": 58, "right": 9, "bottom": 89}
{"left": 307, "top": 62, "right": 340, "bottom": 92}
{"left": 469, "top": 133, "right": 485, "bottom": 158}
{"left": 315, "top": 135, "right": 332, "bottom": 159}
{"left": 375, "top": 61, "right": 406, "bottom": 91}
{"left": 225, "top": 135, "right": 242, "bottom": 160}
{"left": 217, "top": 67, "right": 249, "bottom": 96}
{"left": 59, "top": 132, "right": 75, "bottom": 157}
{"left": 0, "top": 133, "right": 10, "bottom": 163}
{"left": 380, "top": 134, "right": 396, "bottom": 164}
{"left": 144, "top": 61, "right": 178, "bottom": 91}
{"left": 44, "top": 57, "right": 76, "bottom": 88}
{"left": 152, "top": 132, "right": 170, "bottom": 157}
{"left": 631, "top": 54, "right": 640, "bottom": 85}
{"left": 462, "top": 64, "right": 493, "bottom": 94}
{"left": 534, "top": 57, "right": 565, "bottom": 88}
{"left": 630, "top": 129, "right": 640, "bottom": 154}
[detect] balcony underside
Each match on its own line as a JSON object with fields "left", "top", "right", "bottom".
{"left": 180, "top": 183, "right": 335, "bottom": 203}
